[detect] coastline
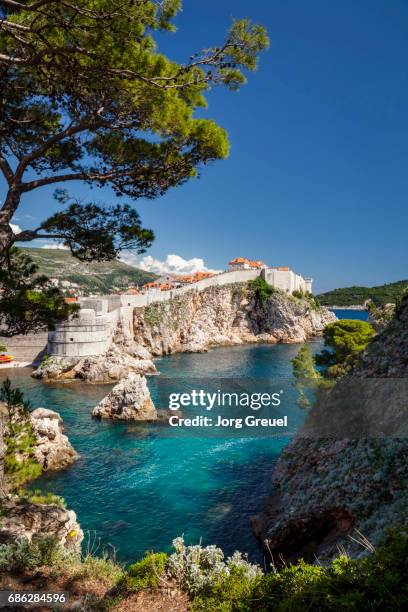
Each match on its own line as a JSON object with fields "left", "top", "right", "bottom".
{"left": 0, "top": 361, "right": 32, "bottom": 370}
{"left": 327, "top": 305, "right": 366, "bottom": 310}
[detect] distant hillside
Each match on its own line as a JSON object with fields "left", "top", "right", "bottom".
{"left": 317, "top": 280, "right": 408, "bottom": 306}
{"left": 20, "top": 248, "right": 157, "bottom": 296}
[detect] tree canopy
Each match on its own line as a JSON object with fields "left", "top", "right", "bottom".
{"left": 315, "top": 319, "right": 377, "bottom": 377}
{"left": 0, "top": 0, "right": 268, "bottom": 256}
{"left": 0, "top": 248, "right": 78, "bottom": 336}
{"left": 0, "top": 1, "right": 268, "bottom": 335}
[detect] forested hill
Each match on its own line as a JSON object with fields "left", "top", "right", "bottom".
{"left": 317, "top": 280, "right": 408, "bottom": 306}
{"left": 20, "top": 248, "right": 157, "bottom": 296}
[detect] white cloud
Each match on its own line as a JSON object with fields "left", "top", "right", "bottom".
{"left": 9, "top": 223, "right": 22, "bottom": 235}
{"left": 121, "top": 252, "right": 222, "bottom": 275}
{"left": 41, "top": 242, "right": 69, "bottom": 250}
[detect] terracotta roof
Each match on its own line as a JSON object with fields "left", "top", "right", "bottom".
{"left": 177, "top": 275, "right": 194, "bottom": 283}
{"left": 123, "top": 288, "right": 140, "bottom": 294}
{"left": 193, "top": 271, "right": 215, "bottom": 280}
{"left": 143, "top": 282, "right": 160, "bottom": 288}
{"left": 229, "top": 258, "right": 266, "bottom": 268}
{"left": 64, "top": 297, "right": 78, "bottom": 303}
{"left": 248, "top": 260, "right": 265, "bottom": 269}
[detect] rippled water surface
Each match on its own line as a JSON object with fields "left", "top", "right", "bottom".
{"left": 0, "top": 323, "right": 358, "bottom": 564}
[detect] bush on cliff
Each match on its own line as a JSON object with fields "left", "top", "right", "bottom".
{"left": 187, "top": 528, "right": 408, "bottom": 611}
{"left": 1, "top": 529, "right": 407, "bottom": 609}
{"left": 248, "top": 277, "right": 279, "bottom": 303}
{"left": 18, "top": 490, "right": 66, "bottom": 509}
{"left": 0, "top": 536, "right": 71, "bottom": 573}
{"left": 1, "top": 379, "right": 43, "bottom": 490}
{"left": 315, "top": 319, "right": 376, "bottom": 377}
{"left": 122, "top": 552, "right": 168, "bottom": 592}
{"left": 244, "top": 528, "right": 408, "bottom": 611}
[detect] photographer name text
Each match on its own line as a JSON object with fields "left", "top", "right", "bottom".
{"left": 168, "top": 415, "right": 288, "bottom": 429}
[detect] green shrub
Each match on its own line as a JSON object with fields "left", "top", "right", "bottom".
{"left": 144, "top": 305, "right": 162, "bottom": 326}
{"left": 245, "top": 530, "right": 408, "bottom": 611}
{"left": 248, "top": 277, "right": 277, "bottom": 303}
{"left": 305, "top": 291, "right": 321, "bottom": 310}
{"left": 41, "top": 353, "right": 50, "bottom": 366}
{"left": 315, "top": 319, "right": 376, "bottom": 377}
{"left": 190, "top": 528, "right": 408, "bottom": 611}
{"left": 192, "top": 565, "right": 255, "bottom": 612}
{"left": 0, "top": 536, "right": 70, "bottom": 573}
{"left": 4, "top": 455, "right": 43, "bottom": 490}
{"left": 75, "top": 553, "right": 124, "bottom": 584}
{"left": 291, "top": 345, "right": 328, "bottom": 408}
{"left": 1, "top": 379, "right": 43, "bottom": 490}
{"left": 292, "top": 345, "right": 321, "bottom": 382}
{"left": 166, "top": 537, "right": 261, "bottom": 596}
{"left": 123, "top": 552, "right": 168, "bottom": 592}
{"left": 19, "top": 489, "right": 66, "bottom": 508}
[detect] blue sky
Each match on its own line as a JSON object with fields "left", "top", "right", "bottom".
{"left": 10, "top": 0, "right": 408, "bottom": 293}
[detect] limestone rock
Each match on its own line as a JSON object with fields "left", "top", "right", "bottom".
{"left": 31, "top": 356, "right": 78, "bottom": 381}
{"left": 32, "top": 344, "right": 157, "bottom": 383}
{"left": 0, "top": 500, "right": 83, "bottom": 551}
{"left": 253, "top": 294, "right": 408, "bottom": 563}
{"left": 30, "top": 408, "right": 78, "bottom": 470}
{"left": 129, "top": 343, "right": 153, "bottom": 360}
{"left": 132, "top": 284, "right": 336, "bottom": 356}
{"left": 92, "top": 373, "right": 157, "bottom": 421}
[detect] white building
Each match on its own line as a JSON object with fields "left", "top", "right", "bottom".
{"left": 228, "top": 258, "right": 312, "bottom": 294}
{"left": 261, "top": 267, "right": 312, "bottom": 294}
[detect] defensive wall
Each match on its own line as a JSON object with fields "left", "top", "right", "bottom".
{"left": 5, "top": 268, "right": 313, "bottom": 361}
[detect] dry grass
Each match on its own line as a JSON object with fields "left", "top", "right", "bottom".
{"left": 113, "top": 582, "right": 190, "bottom": 612}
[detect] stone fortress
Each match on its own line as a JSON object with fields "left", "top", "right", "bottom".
{"left": 45, "top": 258, "right": 313, "bottom": 359}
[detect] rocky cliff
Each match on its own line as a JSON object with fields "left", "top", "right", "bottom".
{"left": 133, "top": 284, "right": 335, "bottom": 355}
{"left": 0, "top": 399, "right": 82, "bottom": 552}
{"left": 0, "top": 400, "right": 78, "bottom": 487}
{"left": 252, "top": 294, "right": 408, "bottom": 563}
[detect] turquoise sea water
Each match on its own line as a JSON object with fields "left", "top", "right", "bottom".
{"left": 0, "top": 343, "right": 315, "bottom": 565}
{"left": 0, "top": 309, "right": 366, "bottom": 565}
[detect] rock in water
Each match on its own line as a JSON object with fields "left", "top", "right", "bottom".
{"left": 30, "top": 408, "right": 78, "bottom": 470}
{"left": 0, "top": 500, "right": 83, "bottom": 551}
{"left": 92, "top": 373, "right": 157, "bottom": 421}
{"left": 32, "top": 344, "right": 157, "bottom": 383}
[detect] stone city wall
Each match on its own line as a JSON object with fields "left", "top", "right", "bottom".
{"left": 45, "top": 267, "right": 312, "bottom": 358}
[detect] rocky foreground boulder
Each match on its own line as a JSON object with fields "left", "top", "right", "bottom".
{"left": 0, "top": 499, "right": 83, "bottom": 552}
{"left": 1, "top": 403, "right": 81, "bottom": 553}
{"left": 30, "top": 408, "right": 78, "bottom": 470}
{"left": 0, "top": 400, "right": 78, "bottom": 480}
{"left": 92, "top": 372, "right": 157, "bottom": 421}
{"left": 252, "top": 294, "right": 408, "bottom": 563}
{"left": 32, "top": 344, "right": 157, "bottom": 383}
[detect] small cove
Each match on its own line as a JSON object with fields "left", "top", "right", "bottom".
{"left": 0, "top": 310, "right": 367, "bottom": 565}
